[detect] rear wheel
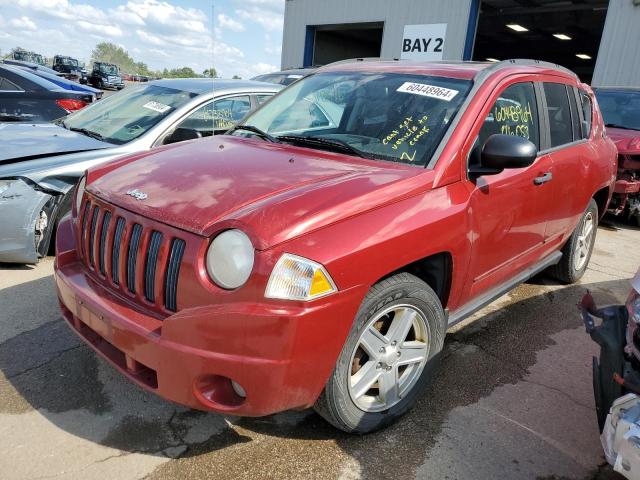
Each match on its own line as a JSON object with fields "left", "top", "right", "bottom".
{"left": 550, "top": 199, "right": 598, "bottom": 283}
{"left": 314, "top": 273, "right": 446, "bottom": 433}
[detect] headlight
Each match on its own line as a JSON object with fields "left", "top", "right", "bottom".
{"left": 265, "top": 253, "right": 337, "bottom": 301}
{"left": 627, "top": 287, "right": 640, "bottom": 324}
{"left": 75, "top": 176, "right": 86, "bottom": 213}
{"left": 206, "top": 229, "right": 254, "bottom": 289}
{"left": 0, "top": 179, "right": 17, "bottom": 195}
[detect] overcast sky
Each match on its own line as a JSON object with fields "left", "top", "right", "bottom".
{"left": 0, "top": 0, "right": 285, "bottom": 78}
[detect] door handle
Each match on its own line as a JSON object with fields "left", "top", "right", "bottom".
{"left": 534, "top": 172, "right": 553, "bottom": 185}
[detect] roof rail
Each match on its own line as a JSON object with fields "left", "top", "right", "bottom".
{"left": 321, "top": 57, "right": 577, "bottom": 78}
{"left": 478, "top": 58, "right": 578, "bottom": 78}
{"left": 321, "top": 57, "right": 398, "bottom": 68}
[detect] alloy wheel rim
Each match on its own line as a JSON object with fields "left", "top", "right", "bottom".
{"left": 348, "top": 304, "right": 430, "bottom": 412}
{"left": 574, "top": 211, "right": 595, "bottom": 271}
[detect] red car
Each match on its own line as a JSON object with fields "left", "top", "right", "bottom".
{"left": 594, "top": 88, "right": 640, "bottom": 225}
{"left": 55, "top": 59, "right": 616, "bottom": 433}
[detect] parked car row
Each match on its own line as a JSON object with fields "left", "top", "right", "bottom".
{"left": 9, "top": 49, "right": 47, "bottom": 66}
{"left": 4, "top": 49, "right": 124, "bottom": 90}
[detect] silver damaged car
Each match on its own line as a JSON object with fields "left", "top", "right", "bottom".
{"left": 0, "top": 78, "right": 282, "bottom": 263}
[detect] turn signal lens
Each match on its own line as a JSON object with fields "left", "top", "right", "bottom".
{"left": 265, "top": 253, "right": 337, "bottom": 301}
{"left": 75, "top": 176, "right": 86, "bottom": 214}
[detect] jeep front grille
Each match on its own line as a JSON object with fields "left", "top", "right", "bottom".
{"left": 79, "top": 200, "right": 185, "bottom": 313}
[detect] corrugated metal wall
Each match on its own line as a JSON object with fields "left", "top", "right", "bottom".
{"left": 592, "top": 0, "right": 640, "bottom": 87}
{"left": 281, "top": 0, "right": 473, "bottom": 69}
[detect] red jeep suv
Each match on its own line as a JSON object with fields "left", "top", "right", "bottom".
{"left": 54, "top": 59, "right": 616, "bottom": 433}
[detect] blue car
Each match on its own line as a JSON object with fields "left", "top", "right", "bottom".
{"left": 2, "top": 59, "right": 61, "bottom": 76}
{"left": 26, "top": 68, "right": 103, "bottom": 100}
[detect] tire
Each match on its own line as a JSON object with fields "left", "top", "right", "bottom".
{"left": 314, "top": 273, "right": 446, "bottom": 433}
{"left": 549, "top": 199, "right": 598, "bottom": 284}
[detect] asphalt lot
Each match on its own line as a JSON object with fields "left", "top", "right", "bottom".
{"left": 1, "top": 220, "right": 638, "bottom": 480}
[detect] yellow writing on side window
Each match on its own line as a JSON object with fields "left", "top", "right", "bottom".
{"left": 501, "top": 124, "right": 530, "bottom": 139}
{"left": 494, "top": 102, "right": 533, "bottom": 124}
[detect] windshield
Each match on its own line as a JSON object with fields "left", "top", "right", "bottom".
{"left": 33, "top": 54, "right": 45, "bottom": 65}
{"left": 60, "top": 58, "right": 78, "bottom": 67}
{"left": 238, "top": 72, "right": 472, "bottom": 166}
{"left": 63, "top": 84, "right": 197, "bottom": 144}
{"left": 14, "top": 51, "right": 32, "bottom": 62}
{"left": 100, "top": 64, "right": 118, "bottom": 75}
{"left": 595, "top": 90, "right": 640, "bottom": 131}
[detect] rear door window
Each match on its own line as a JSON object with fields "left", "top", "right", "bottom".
{"left": 543, "top": 83, "right": 574, "bottom": 148}
{"left": 478, "top": 82, "right": 540, "bottom": 150}
{"left": 567, "top": 87, "right": 582, "bottom": 141}
{"left": 579, "top": 91, "right": 593, "bottom": 138}
{"left": 256, "top": 94, "right": 274, "bottom": 105}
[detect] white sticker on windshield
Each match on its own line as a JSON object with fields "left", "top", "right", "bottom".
{"left": 142, "top": 101, "right": 171, "bottom": 113}
{"left": 396, "top": 82, "right": 459, "bottom": 101}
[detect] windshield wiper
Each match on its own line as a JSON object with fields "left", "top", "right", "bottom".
{"left": 227, "top": 124, "right": 279, "bottom": 143}
{"left": 277, "top": 135, "right": 369, "bottom": 159}
{"left": 69, "top": 127, "right": 105, "bottom": 141}
{"left": 605, "top": 123, "right": 638, "bottom": 131}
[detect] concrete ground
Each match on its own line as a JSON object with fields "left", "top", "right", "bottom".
{"left": 1, "top": 220, "right": 638, "bottom": 480}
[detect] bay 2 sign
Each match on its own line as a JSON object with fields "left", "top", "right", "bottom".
{"left": 401, "top": 23, "right": 447, "bottom": 61}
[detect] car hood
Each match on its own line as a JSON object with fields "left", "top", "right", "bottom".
{"left": 0, "top": 123, "right": 112, "bottom": 164}
{"left": 607, "top": 127, "right": 640, "bottom": 153}
{"left": 88, "top": 136, "right": 425, "bottom": 248}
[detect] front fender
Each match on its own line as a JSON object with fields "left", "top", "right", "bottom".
{"left": 0, "top": 179, "right": 52, "bottom": 263}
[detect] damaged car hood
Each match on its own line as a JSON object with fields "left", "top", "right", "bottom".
{"left": 606, "top": 127, "right": 640, "bottom": 153}
{"left": 0, "top": 123, "right": 125, "bottom": 193}
{"left": 88, "top": 136, "right": 426, "bottom": 249}
{"left": 0, "top": 123, "right": 112, "bottom": 162}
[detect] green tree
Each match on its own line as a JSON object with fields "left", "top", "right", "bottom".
{"left": 162, "top": 67, "right": 199, "bottom": 78}
{"left": 90, "top": 42, "right": 152, "bottom": 76}
{"left": 203, "top": 68, "right": 218, "bottom": 78}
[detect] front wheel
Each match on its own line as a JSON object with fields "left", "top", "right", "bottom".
{"left": 550, "top": 199, "right": 598, "bottom": 284}
{"left": 314, "top": 273, "right": 446, "bottom": 433}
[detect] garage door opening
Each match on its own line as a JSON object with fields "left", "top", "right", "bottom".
{"left": 472, "top": 0, "right": 608, "bottom": 83}
{"left": 305, "top": 22, "right": 384, "bottom": 67}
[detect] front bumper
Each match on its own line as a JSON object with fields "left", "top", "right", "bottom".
{"left": 0, "top": 179, "right": 51, "bottom": 263}
{"left": 54, "top": 216, "right": 366, "bottom": 416}
{"left": 103, "top": 81, "right": 124, "bottom": 89}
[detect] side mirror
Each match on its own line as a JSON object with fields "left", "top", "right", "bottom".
{"left": 164, "top": 127, "right": 202, "bottom": 145}
{"left": 469, "top": 134, "right": 537, "bottom": 178}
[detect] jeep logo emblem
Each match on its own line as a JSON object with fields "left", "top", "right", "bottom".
{"left": 126, "top": 189, "right": 148, "bottom": 200}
